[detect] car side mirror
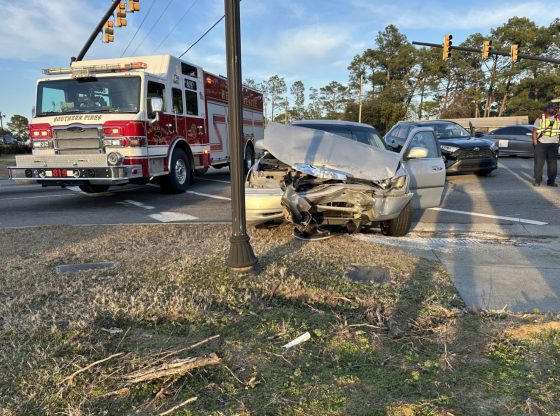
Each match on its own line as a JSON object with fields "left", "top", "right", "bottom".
{"left": 149, "top": 97, "right": 163, "bottom": 124}
{"left": 406, "top": 147, "right": 429, "bottom": 160}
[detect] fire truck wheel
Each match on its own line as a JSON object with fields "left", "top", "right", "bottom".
{"left": 244, "top": 144, "right": 255, "bottom": 174}
{"left": 161, "top": 148, "right": 191, "bottom": 194}
{"left": 78, "top": 183, "right": 110, "bottom": 193}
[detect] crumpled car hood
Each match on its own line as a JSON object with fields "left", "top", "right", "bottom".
{"left": 263, "top": 122, "right": 400, "bottom": 182}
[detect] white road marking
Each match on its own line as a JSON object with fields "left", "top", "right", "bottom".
{"left": 149, "top": 212, "right": 199, "bottom": 222}
{"left": 429, "top": 207, "right": 548, "bottom": 226}
{"left": 197, "top": 177, "right": 231, "bottom": 184}
{"left": 123, "top": 200, "right": 155, "bottom": 210}
{"left": 187, "top": 191, "right": 231, "bottom": 201}
{"left": 0, "top": 193, "right": 73, "bottom": 201}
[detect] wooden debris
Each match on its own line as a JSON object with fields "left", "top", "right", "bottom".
{"left": 122, "top": 353, "right": 221, "bottom": 384}
{"left": 59, "top": 352, "right": 124, "bottom": 385}
{"left": 158, "top": 396, "right": 198, "bottom": 415}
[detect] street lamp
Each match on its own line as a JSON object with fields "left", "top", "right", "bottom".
{"left": 224, "top": 0, "right": 257, "bottom": 271}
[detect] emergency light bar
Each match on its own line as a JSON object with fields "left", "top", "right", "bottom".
{"left": 42, "top": 61, "right": 148, "bottom": 76}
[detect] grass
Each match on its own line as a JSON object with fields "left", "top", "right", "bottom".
{"left": 0, "top": 155, "right": 15, "bottom": 179}
{"left": 0, "top": 224, "right": 558, "bottom": 415}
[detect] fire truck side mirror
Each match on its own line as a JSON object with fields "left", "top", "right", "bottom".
{"left": 149, "top": 97, "right": 163, "bottom": 124}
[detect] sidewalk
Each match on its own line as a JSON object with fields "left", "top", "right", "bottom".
{"left": 357, "top": 223, "right": 560, "bottom": 313}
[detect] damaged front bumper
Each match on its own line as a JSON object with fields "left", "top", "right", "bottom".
{"left": 281, "top": 182, "right": 412, "bottom": 232}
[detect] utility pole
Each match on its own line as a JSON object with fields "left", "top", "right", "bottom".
{"left": 358, "top": 74, "right": 363, "bottom": 123}
{"left": 224, "top": 0, "right": 257, "bottom": 272}
{"left": 0, "top": 112, "right": 6, "bottom": 142}
{"left": 284, "top": 98, "right": 289, "bottom": 124}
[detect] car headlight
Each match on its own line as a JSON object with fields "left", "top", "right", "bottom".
{"left": 379, "top": 175, "right": 407, "bottom": 190}
{"left": 489, "top": 142, "right": 498, "bottom": 151}
{"left": 440, "top": 145, "right": 459, "bottom": 153}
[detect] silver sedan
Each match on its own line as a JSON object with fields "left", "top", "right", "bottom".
{"left": 245, "top": 122, "right": 446, "bottom": 237}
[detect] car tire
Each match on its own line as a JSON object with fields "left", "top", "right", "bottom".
{"left": 78, "top": 183, "right": 110, "bottom": 193}
{"left": 380, "top": 200, "right": 412, "bottom": 237}
{"left": 160, "top": 148, "right": 191, "bottom": 194}
{"left": 244, "top": 143, "right": 255, "bottom": 174}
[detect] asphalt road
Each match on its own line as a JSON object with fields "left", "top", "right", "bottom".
{"left": 0, "top": 158, "right": 558, "bottom": 229}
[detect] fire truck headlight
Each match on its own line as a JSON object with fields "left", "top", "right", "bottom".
{"left": 107, "top": 152, "right": 124, "bottom": 166}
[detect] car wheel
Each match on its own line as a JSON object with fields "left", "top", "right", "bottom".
{"left": 244, "top": 144, "right": 255, "bottom": 174}
{"left": 78, "top": 183, "right": 110, "bottom": 193}
{"left": 160, "top": 148, "right": 191, "bottom": 194}
{"left": 380, "top": 200, "right": 412, "bottom": 237}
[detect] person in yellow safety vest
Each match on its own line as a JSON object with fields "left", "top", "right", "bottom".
{"left": 532, "top": 102, "right": 560, "bottom": 187}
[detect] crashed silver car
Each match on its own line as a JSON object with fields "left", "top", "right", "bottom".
{"left": 245, "top": 121, "right": 446, "bottom": 237}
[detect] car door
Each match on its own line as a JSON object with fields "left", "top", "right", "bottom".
{"left": 401, "top": 127, "right": 446, "bottom": 209}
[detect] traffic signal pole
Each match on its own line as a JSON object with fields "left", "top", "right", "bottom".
{"left": 73, "top": 0, "right": 122, "bottom": 63}
{"left": 412, "top": 41, "right": 560, "bottom": 65}
{"left": 224, "top": 0, "right": 257, "bottom": 271}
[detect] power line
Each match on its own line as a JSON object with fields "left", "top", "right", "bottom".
{"left": 130, "top": 0, "right": 175, "bottom": 56}
{"left": 153, "top": 0, "right": 200, "bottom": 53}
{"left": 121, "top": 0, "right": 157, "bottom": 57}
{"left": 179, "top": 14, "right": 225, "bottom": 58}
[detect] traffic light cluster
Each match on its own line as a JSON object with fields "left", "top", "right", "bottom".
{"left": 511, "top": 44, "right": 519, "bottom": 63}
{"left": 443, "top": 34, "right": 452, "bottom": 60}
{"left": 103, "top": 1, "right": 140, "bottom": 43}
{"left": 482, "top": 40, "right": 492, "bottom": 59}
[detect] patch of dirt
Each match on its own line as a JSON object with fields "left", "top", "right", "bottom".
{"left": 504, "top": 321, "right": 560, "bottom": 341}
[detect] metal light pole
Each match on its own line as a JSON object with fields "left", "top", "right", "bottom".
{"left": 224, "top": 0, "right": 257, "bottom": 271}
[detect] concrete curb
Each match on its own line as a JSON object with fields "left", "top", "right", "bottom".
{"left": 411, "top": 223, "right": 560, "bottom": 239}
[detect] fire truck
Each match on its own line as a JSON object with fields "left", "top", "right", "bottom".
{"left": 8, "top": 54, "right": 264, "bottom": 193}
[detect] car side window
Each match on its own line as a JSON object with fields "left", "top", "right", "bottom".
{"left": 147, "top": 81, "right": 166, "bottom": 118}
{"left": 408, "top": 131, "right": 439, "bottom": 158}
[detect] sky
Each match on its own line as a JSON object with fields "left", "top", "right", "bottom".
{"left": 0, "top": 0, "right": 555, "bottom": 122}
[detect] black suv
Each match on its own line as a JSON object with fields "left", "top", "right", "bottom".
{"left": 384, "top": 120, "right": 498, "bottom": 175}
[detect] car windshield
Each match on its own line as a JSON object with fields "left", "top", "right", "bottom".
{"left": 295, "top": 123, "right": 386, "bottom": 149}
{"left": 423, "top": 123, "right": 471, "bottom": 139}
{"left": 36, "top": 76, "right": 141, "bottom": 116}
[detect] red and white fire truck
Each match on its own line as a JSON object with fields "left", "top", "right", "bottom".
{"left": 8, "top": 54, "right": 264, "bottom": 193}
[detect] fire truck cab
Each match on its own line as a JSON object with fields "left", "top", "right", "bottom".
{"left": 8, "top": 54, "right": 264, "bottom": 193}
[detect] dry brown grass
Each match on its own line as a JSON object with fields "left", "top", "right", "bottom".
{"left": 0, "top": 224, "right": 558, "bottom": 415}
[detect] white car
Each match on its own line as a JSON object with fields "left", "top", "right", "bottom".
{"left": 245, "top": 121, "right": 446, "bottom": 237}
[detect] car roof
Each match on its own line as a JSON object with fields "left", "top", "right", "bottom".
{"left": 292, "top": 119, "right": 376, "bottom": 129}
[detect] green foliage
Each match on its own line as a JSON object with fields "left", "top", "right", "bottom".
{"left": 0, "top": 144, "right": 31, "bottom": 155}
{"left": 6, "top": 114, "right": 29, "bottom": 141}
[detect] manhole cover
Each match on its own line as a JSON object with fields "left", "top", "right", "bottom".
{"left": 55, "top": 262, "right": 119, "bottom": 275}
{"left": 344, "top": 264, "right": 391, "bottom": 284}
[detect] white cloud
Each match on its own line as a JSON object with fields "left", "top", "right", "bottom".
{"left": 350, "top": 0, "right": 552, "bottom": 30}
{"left": 247, "top": 26, "right": 350, "bottom": 70}
{"left": 0, "top": 1, "right": 100, "bottom": 60}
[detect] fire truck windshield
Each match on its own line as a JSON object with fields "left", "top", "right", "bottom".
{"left": 36, "top": 76, "right": 141, "bottom": 117}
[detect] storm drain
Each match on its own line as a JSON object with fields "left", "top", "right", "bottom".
{"left": 344, "top": 264, "right": 391, "bottom": 284}
{"left": 55, "top": 262, "right": 119, "bottom": 275}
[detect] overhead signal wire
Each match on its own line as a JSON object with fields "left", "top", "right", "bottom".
{"left": 130, "top": 0, "right": 175, "bottom": 56}
{"left": 179, "top": 14, "right": 225, "bottom": 58}
{"left": 153, "top": 0, "right": 200, "bottom": 53}
{"left": 121, "top": 0, "right": 157, "bottom": 57}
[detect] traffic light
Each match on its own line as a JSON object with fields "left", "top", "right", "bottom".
{"left": 443, "top": 34, "right": 453, "bottom": 60}
{"left": 511, "top": 44, "right": 519, "bottom": 63}
{"left": 129, "top": 0, "right": 140, "bottom": 12}
{"left": 104, "top": 21, "right": 114, "bottom": 43}
{"left": 482, "top": 40, "right": 492, "bottom": 59}
{"left": 116, "top": 2, "right": 127, "bottom": 27}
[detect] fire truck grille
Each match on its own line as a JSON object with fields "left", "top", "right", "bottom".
{"left": 53, "top": 127, "right": 103, "bottom": 155}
